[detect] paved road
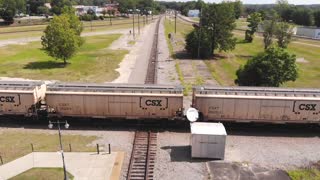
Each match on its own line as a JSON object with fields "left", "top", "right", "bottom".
{"left": 0, "top": 28, "right": 131, "bottom": 47}
{"left": 127, "top": 18, "right": 158, "bottom": 84}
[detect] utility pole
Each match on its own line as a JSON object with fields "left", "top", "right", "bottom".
{"left": 132, "top": 9, "right": 135, "bottom": 39}
{"left": 109, "top": 12, "right": 112, "bottom": 26}
{"left": 138, "top": 13, "right": 140, "bottom": 34}
{"left": 48, "top": 120, "right": 70, "bottom": 180}
{"left": 197, "top": 8, "right": 202, "bottom": 59}
{"left": 175, "top": 10, "right": 177, "bottom": 34}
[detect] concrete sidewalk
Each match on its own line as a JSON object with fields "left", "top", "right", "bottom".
{"left": 0, "top": 152, "right": 124, "bottom": 180}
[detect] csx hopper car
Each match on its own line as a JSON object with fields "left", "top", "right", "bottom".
{"left": 192, "top": 86, "right": 320, "bottom": 124}
{"left": 0, "top": 81, "right": 46, "bottom": 117}
{"left": 45, "top": 83, "right": 184, "bottom": 120}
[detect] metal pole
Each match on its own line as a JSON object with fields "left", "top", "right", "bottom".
{"left": 138, "top": 13, "right": 140, "bottom": 35}
{"left": 57, "top": 120, "right": 68, "bottom": 180}
{"left": 175, "top": 10, "right": 177, "bottom": 34}
{"left": 197, "top": 9, "right": 202, "bottom": 59}
{"left": 132, "top": 11, "right": 135, "bottom": 39}
{"left": 109, "top": 14, "right": 112, "bottom": 25}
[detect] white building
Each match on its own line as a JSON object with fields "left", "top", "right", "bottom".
{"left": 188, "top": 10, "right": 200, "bottom": 17}
{"left": 295, "top": 27, "right": 320, "bottom": 39}
{"left": 73, "top": 5, "right": 99, "bottom": 16}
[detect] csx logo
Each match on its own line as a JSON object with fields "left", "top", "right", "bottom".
{"left": 299, "top": 104, "right": 317, "bottom": 111}
{"left": 145, "top": 100, "right": 162, "bottom": 106}
{"left": 0, "top": 96, "right": 15, "bottom": 103}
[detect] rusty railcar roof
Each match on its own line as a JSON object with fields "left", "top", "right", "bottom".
{"left": 0, "top": 81, "right": 44, "bottom": 91}
{"left": 47, "top": 83, "right": 183, "bottom": 94}
{"left": 194, "top": 86, "right": 320, "bottom": 97}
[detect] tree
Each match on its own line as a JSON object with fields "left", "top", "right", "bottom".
{"left": 0, "top": 0, "right": 17, "bottom": 24}
{"left": 314, "top": 10, "right": 320, "bottom": 27}
{"left": 37, "top": 6, "right": 49, "bottom": 15}
{"left": 41, "top": 11, "right": 84, "bottom": 65}
{"left": 198, "top": 2, "right": 237, "bottom": 56}
{"left": 185, "top": 28, "right": 212, "bottom": 59}
{"left": 101, "top": 9, "right": 107, "bottom": 17}
{"left": 261, "top": 11, "right": 279, "bottom": 49}
{"left": 15, "top": 0, "right": 26, "bottom": 14}
{"left": 292, "top": 8, "right": 313, "bottom": 26}
{"left": 275, "top": 21, "right": 293, "bottom": 48}
{"left": 28, "top": 0, "right": 46, "bottom": 15}
{"left": 235, "top": 46, "right": 298, "bottom": 87}
{"left": 51, "top": 0, "right": 72, "bottom": 15}
{"left": 233, "top": 0, "right": 242, "bottom": 19}
{"left": 245, "top": 12, "right": 262, "bottom": 42}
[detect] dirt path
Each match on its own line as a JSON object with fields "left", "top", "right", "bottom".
{"left": 156, "top": 17, "right": 180, "bottom": 85}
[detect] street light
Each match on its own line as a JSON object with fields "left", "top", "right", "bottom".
{"left": 48, "top": 120, "right": 70, "bottom": 180}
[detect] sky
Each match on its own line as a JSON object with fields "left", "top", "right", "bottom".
{"left": 157, "top": 0, "right": 320, "bottom": 5}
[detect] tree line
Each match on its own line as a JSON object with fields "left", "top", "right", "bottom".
{"left": 160, "top": 0, "right": 320, "bottom": 27}
{"left": 0, "top": 0, "right": 164, "bottom": 24}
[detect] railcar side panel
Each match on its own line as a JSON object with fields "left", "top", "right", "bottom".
{"left": 46, "top": 93, "right": 183, "bottom": 119}
{"left": 0, "top": 93, "right": 35, "bottom": 115}
{"left": 195, "top": 96, "right": 320, "bottom": 123}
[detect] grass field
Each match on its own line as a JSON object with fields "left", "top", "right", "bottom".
{"left": 0, "top": 129, "right": 97, "bottom": 163}
{"left": 206, "top": 31, "right": 320, "bottom": 88}
{"left": 10, "top": 168, "right": 74, "bottom": 180}
{"left": 0, "top": 16, "right": 155, "bottom": 40}
{"left": 288, "top": 168, "right": 320, "bottom": 180}
{"left": 0, "top": 34, "right": 128, "bottom": 82}
{"left": 235, "top": 18, "right": 249, "bottom": 30}
{"left": 164, "top": 18, "right": 320, "bottom": 88}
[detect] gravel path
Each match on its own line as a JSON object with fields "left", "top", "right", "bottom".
{"left": 225, "top": 126, "right": 320, "bottom": 170}
{"left": 156, "top": 17, "right": 180, "bottom": 85}
{"left": 154, "top": 131, "right": 208, "bottom": 180}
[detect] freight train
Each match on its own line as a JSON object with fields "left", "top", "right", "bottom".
{"left": 0, "top": 81, "right": 319, "bottom": 124}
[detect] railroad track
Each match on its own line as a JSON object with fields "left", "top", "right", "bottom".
{"left": 145, "top": 16, "right": 161, "bottom": 84}
{"left": 127, "top": 131, "right": 157, "bottom": 180}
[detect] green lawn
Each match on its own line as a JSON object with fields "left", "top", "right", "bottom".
{"left": 288, "top": 168, "right": 320, "bottom": 180}
{"left": 0, "top": 129, "right": 97, "bottom": 163}
{"left": 205, "top": 31, "right": 320, "bottom": 88}
{"left": 163, "top": 18, "right": 320, "bottom": 88}
{"left": 0, "top": 34, "right": 128, "bottom": 82}
{"left": 0, "top": 16, "right": 155, "bottom": 40}
{"left": 10, "top": 168, "right": 74, "bottom": 180}
{"left": 235, "top": 18, "right": 249, "bottom": 30}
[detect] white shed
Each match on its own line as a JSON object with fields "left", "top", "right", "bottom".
{"left": 190, "top": 122, "right": 227, "bottom": 159}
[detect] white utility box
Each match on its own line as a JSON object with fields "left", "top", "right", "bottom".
{"left": 190, "top": 122, "right": 227, "bottom": 159}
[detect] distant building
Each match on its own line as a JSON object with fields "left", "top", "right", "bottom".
{"left": 73, "top": 5, "right": 99, "bottom": 16}
{"left": 73, "top": 3, "right": 119, "bottom": 16}
{"left": 44, "top": 3, "right": 51, "bottom": 9}
{"left": 188, "top": 10, "right": 199, "bottom": 17}
{"left": 295, "top": 27, "right": 320, "bottom": 39}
